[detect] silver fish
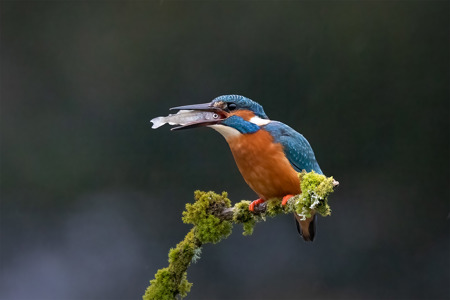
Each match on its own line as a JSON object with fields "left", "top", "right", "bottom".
{"left": 150, "top": 110, "right": 219, "bottom": 129}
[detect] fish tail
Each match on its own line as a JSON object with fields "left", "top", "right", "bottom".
{"left": 150, "top": 117, "right": 166, "bottom": 129}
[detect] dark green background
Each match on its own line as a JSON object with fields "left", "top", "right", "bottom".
{"left": 1, "top": 1, "right": 448, "bottom": 299}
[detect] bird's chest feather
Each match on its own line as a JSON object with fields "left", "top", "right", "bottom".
{"left": 226, "top": 130, "right": 300, "bottom": 199}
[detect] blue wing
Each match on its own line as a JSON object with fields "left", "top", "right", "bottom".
{"left": 263, "top": 121, "right": 323, "bottom": 174}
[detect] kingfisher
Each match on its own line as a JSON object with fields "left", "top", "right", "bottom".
{"left": 171, "top": 95, "right": 323, "bottom": 241}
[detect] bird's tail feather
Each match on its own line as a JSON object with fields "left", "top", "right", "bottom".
{"left": 295, "top": 213, "right": 317, "bottom": 242}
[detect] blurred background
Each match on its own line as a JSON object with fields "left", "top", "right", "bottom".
{"left": 1, "top": 2, "right": 448, "bottom": 300}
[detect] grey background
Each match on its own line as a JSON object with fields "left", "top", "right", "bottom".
{"left": 1, "top": 2, "right": 448, "bottom": 300}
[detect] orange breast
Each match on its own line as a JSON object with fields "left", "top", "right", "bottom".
{"left": 226, "top": 130, "right": 300, "bottom": 200}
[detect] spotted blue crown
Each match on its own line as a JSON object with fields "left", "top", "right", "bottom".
{"left": 212, "top": 95, "right": 269, "bottom": 119}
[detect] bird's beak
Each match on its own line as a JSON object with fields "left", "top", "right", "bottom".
{"left": 170, "top": 102, "right": 216, "bottom": 111}
{"left": 170, "top": 102, "right": 227, "bottom": 130}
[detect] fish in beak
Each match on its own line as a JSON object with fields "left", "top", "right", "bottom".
{"left": 150, "top": 102, "right": 228, "bottom": 130}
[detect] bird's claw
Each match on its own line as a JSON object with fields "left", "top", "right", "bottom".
{"left": 281, "top": 194, "right": 294, "bottom": 206}
{"left": 249, "top": 199, "right": 265, "bottom": 212}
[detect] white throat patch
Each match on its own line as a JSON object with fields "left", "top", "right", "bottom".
{"left": 209, "top": 124, "right": 240, "bottom": 140}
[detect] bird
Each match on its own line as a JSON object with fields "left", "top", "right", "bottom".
{"left": 171, "top": 95, "right": 323, "bottom": 241}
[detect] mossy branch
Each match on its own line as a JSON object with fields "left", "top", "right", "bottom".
{"left": 143, "top": 171, "right": 339, "bottom": 300}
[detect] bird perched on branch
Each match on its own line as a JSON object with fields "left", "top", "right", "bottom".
{"left": 171, "top": 95, "right": 323, "bottom": 241}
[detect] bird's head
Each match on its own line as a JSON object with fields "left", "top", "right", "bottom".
{"left": 171, "top": 95, "right": 270, "bottom": 139}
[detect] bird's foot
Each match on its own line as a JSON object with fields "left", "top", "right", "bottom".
{"left": 281, "top": 194, "right": 294, "bottom": 206}
{"left": 249, "top": 199, "right": 265, "bottom": 212}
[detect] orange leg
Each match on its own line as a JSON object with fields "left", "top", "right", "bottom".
{"left": 249, "top": 198, "right": 265, "bottom": 212}
{"left": 281, "top": 194, "right": 294, "bottom": 206}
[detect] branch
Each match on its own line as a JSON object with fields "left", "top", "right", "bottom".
{"left": 143, "top": 171, "right": 339, "bottom": 300}
{"left": 219, "top": 178, "right": 339, "bottom": 220}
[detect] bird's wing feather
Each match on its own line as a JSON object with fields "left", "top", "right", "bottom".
{"left": 263, "top": 121, "right": 323, "bottom": 174}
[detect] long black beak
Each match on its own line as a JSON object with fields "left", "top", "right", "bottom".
{"left": 169, "top": 102, "right": 227, "bottom": 131}
{"left": 170, "top": 102, "right": 218, "bottom": 112}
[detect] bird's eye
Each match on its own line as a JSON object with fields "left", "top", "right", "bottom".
{"left": 212, "top": 113, "right": 219, "bottom": 119}
{"left": 227, "top": 103, "right": 237, "bottom": 111}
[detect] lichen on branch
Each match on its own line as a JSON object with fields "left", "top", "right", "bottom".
{"left": 143, "top": 171, "right": 338, "bottom": 300}
{"left": 291, "top": 171, "right": 336, "bottom": 220}
{"left": 182, "top": 191, "right": 233, "bottom": 244}
{"left": 143, "top": 228, "right": 199, "bottom": 300}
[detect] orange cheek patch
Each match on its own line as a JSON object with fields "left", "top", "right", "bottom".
{"left": 229, "top": 110, "right": 256, "bottom": 121}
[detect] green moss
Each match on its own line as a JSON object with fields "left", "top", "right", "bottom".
{"left": 145, "top": 191, "right": 234, "bottom": 299}
{"left": 293, "top": 171, "right": 335, "bottom": 220}
{"left": 265, "top": 199, "right": 285, "bottom": 217}
{"left": 143, "top": 268, "right": 176, "bottom": 300}
{"left": 177, "top": 272, "right": 192, "bottom": 298}
{"left": 144, "top": 172, "right": 338, "bottom": 299}
{"left": 194, "top": 214, "right": 233, "bottom": 244}
{"left": 168, "top": 229, "right": 197, "bottom": 268}
{"left": 233, "top": 200, "right": 256, "bottom": 235}
{"left": 143, "top": 267, "right": 192, "bottom": 300}
{"left": 182, "top": 191, "right": 233, "bottom": 244}
{"left": 143, "top": 228, "right": 199, "bottom": 300}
